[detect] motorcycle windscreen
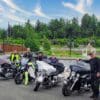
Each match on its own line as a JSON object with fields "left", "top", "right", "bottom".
{"left": 21, "top": 57, "right": 28, "bottom": 66}
{"left": 36, "top": 61, "right": 56, "bottom": 75}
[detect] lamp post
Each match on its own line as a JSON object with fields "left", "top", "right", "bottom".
{"left": 2, "top": 30, "right": 6, "bottom": 54}
{"left": 68, "top": 27, "right": 73, "bottom": 57}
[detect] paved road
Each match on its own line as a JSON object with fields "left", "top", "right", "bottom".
{"left": 0, "top": 80, "right": 93, "bottom": 100}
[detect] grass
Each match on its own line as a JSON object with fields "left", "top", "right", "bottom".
{"left": 43, "top": 48, "right": 82, "bottom": 58}
{"left": 43, "top": 45, "right": 100, "bottom": 58}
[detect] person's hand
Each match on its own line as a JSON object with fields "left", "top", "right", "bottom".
{"left": 97, "top": 72, "right": 100, "bottom": 78}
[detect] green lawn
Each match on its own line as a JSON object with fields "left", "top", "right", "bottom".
{"left": 43, "top": 45, "right": 100, "bottom": 58}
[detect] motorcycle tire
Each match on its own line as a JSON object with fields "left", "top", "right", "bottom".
{"left": 15, "top": 73, "right": 23, "bottom": 85}
{"left": 34, "top": 82, "right": 41, "bottom": 91}
{"left": 62, "top": 84, "right": 72, "bottom": 96}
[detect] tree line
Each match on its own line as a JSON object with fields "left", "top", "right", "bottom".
{"left": 0, "top": 13, "right": 100, "bottom": 51}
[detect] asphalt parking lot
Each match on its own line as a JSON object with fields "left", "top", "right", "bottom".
{"left": 0, "top": 80, "right": 93, "bottom": 100}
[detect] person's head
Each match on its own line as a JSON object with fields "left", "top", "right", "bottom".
{"left": 88, "top": 52, "right": 96, "bottom": 59}
{"left": 38, "top": 52, "right": 43, "bottom": 56}
{"left": 13, "top": 50, "right": 17, "bottom": 54}
{"left": 27, "top": 48, "right": 30, "bottom": 52}
{"left": 51, "top": 53, "right": 56, "bottom": 58}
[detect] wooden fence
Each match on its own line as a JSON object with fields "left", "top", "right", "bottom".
{"left": 0, "top": 44, "right": 27, "bottom": 53}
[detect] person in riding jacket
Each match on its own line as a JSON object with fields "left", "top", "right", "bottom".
{"left": 49, "top": 54, "right": 64, "bottom": 74}
{"left": 49, "top": 54, "right": 58, "bottom": 64}
{"left": 79, "top": 52, "right": 100, "bottom": 100}
{"left": 24, "top": 58, "right": 35, "bottom": 85}
{"left": 23, "top": 48, "right": 33, "bottom": 60}
{"left": 10, "top": 50, "right": 21, "bottom": 67}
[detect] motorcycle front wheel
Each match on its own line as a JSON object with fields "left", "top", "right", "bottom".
{"left": 34, "top": 82, "right": 41, "bottom": 91}
{"left": 62, "top": 83, "right": 72, "bottom": 96}
{"left": 14, "top": 73, "right": 23, "bottom": 84}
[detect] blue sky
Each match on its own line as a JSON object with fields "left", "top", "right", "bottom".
{"left": 0, "top": 0, "right": 100, "bottom": 28}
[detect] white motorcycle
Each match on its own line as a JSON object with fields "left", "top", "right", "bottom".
{"left": 34, "top": 61, "right": 64, "bottom": 91}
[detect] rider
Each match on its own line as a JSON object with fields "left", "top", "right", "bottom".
{"left": 10, "top": 50, "right": 21, "bottom": 67}
{"left": 36, "top": 52, "right": 45, "bottom": 61}
{"left": 24, "top": 58, "right": 35, "bottom": 85}
{"left": 23, "top": 48, "right": 33, "bottom": 60}
{"left": 49, "top": 54, "right": 64, "bottom": 74}
{"left": 49, "top": 54, "right": 58, "bottom": 64}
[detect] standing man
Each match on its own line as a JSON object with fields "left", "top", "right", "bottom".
{"left": 80, "top": 52, "right": 100, "bottom": 100}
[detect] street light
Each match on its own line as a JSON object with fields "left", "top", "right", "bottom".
{"left": 68, "top": 27, "right": 74, "bottom": 57}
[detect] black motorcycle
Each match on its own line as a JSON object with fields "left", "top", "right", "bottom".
{"left": 0, "top": 63, "right": 16, "bottom": 80}
{"left": 62, "top": 61, "right": 91, "bottom": 96}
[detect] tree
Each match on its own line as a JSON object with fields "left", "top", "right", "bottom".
{"left": 35, "top": 20, "right": 51, "bottom": 38}
{"left": 25, "top": 38, "right": 39, "bottom": 52}
{"left": 11, "top": 25, "right": 25, "bottom": 39}
{"left": 81, "top": 14, "right": 92, "bottom": 37}
{"left": 0, "top": 29, "right": 6, "bottom": 39}
{"left": 43, "top": 36, "right": 51, "bottom": 51}
{"left": 49, "top": 18, "right": 65, "bottom": 39}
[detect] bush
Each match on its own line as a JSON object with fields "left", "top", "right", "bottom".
{"left": 51, "top": 38, "right": 67, "bottom": 45}
{"left": 95, "top": 39, "right": 100, "bottom": 47}
{"left": 25, "top": 38, "right": 39, "bottom": 52}
{"left": 43, "top": 36, "right": 51, "bottom": 51}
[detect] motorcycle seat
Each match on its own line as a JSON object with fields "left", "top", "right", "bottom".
{"left": 49, "top": 71, "right": 59, "bottom": 76}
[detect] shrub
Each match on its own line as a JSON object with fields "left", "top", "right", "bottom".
{"left": 43, "top": 36, "right": 51, "bottom": 51}
{"left": 25, "top": 38, "right": 39, "bottom": 52}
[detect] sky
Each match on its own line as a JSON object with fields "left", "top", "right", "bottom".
{"left": 0, "top": 0, "right": 100, "bottom": 28}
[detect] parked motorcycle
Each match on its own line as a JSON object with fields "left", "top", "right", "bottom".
{"left": 0, "top": 63, "right": 16, "bottom": 80}
{"left": 62, "top": 61, "right": 91, "bottom": 96}
{"left": 14, "top": 58, "right": 35, "bottom": 84}
{"left": 34, "top": 60, "right": 64, "bottom": 91}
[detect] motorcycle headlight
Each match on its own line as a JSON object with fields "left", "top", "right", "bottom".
{"left": 63, "top": 67, "right": 71, "bottom": 78}
{"left": 71, "top": 71, "right": 76, "bottom": 76}
{"left": 76, "top": 73, "right": 80, "bottom": 78}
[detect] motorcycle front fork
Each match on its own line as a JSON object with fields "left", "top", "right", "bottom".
{"left": 70, "top": 78, "right": 79, "bottom": 91}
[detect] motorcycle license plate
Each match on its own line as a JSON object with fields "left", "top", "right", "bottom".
{"left": 37, "top": 76, "right": 43, "bottom": 82}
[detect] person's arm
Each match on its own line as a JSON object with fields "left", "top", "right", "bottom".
{"left": 56, "top": 58, "right": 59, "bottom": 63}
{"left": 80, "top": 59, "right": 90, "bottom": 63}
{"left": 96, "top": 58, "right": 100, "bottom": 77}
{"left": 97, "top": 58, "right": 100, "bottom": 72}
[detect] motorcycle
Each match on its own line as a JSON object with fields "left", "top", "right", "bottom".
{"left": 34, "top": 60, "right": 64, "bottom": 91}
{"left": 0, "top": 63, "right": 16, "bottom": 80}
{"left": 62, "top": 60, "right": 91, "bottom": 96}
{"left": 14, "top": 58, "right": 35, "bottom": 84}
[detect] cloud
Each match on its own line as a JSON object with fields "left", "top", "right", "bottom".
{"left": 1, "top": 0, "right": 32, "bottom": 16}
{"left": 0, "top": 19, "right": 3, "bottom": 23}
{"left": 86, "top": 0, "right": 93, "bottom": 6}
{"left": 62, "top": 0, "right": 93, "bottom": 14}
{"left": 7, "top": 14, "right": 26, "bottom": 23}
{"left": 9, "top": 9, "right": 16, "bottom": 14}
{"left": 34, "top": 4, "right": 50, "bottom": 19}
{"left": 0, "top": 6, "right": 4, "bottom": 12}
